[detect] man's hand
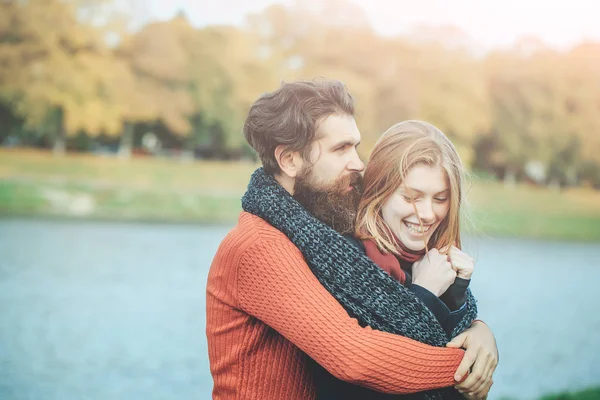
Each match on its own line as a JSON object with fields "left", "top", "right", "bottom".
{"left": 446, "top": 320, "right": 498, "bottom": 399}
{"left": 461, "top": 391, "right": 488, "bottom": 400}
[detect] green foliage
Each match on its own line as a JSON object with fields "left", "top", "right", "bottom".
{"left": 0, "top": 0, "right": 125, "bottom": 143}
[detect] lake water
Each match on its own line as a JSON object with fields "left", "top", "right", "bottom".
{"left": 0, "top": 218, "right": 599, "bottom": 400}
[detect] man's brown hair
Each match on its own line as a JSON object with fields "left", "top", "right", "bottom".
{"left": 243, "top": 79, "right": 355, "bottom": 174}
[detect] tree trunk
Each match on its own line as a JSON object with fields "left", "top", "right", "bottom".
{"left": 52, "top": 134, "right": 66, "bottom": 155}
{"left": 52, "top": 109, "right": 66, "bottom": 156}
{"left": 504, "top": 166, "right": 516, "bottom": 188}
{"left": 118, "top": 122, "right": 134, "bottom": 159}
{"left": 180, "top": 131, "right": 195, "bottom": 163}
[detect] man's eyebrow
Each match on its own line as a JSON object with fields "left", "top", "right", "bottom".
{"left": 331, "top": 140, "right": 360, "bottom": 149}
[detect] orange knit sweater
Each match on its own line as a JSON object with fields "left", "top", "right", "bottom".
{"left": 206, "top": 212, "right": 466, "bottom": 399}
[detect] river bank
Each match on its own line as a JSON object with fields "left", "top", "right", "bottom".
{"left": 2, "top": 148, "right": 600, "bottom": 241}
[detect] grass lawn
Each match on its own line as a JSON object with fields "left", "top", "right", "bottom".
{"left": 466, "top": 180, "right": 600, "bottom": 241}
{"left": 2, "top": 148, "right": 600, "bottom": 241}
{"left": 540, "top": 387, "right": 600, "bottom": 400}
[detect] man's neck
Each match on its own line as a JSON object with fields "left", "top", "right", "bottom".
{"left": 274, "top": 173, "right": 295, "bottom": 195}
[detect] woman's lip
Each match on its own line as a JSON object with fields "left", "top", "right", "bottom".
{"left": 404, "top": 221, "right": 433, "bottom": 227}
{"left": 403, "top": 221, "right": 434, "bottom": 236}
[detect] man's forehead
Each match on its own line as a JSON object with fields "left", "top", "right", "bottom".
{"left": 316, "top": 114, "right": 361, "bottom": 143}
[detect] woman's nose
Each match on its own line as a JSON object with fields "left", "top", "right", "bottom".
{"left": 417, "top": 200, "right": 435, "bottom": 222}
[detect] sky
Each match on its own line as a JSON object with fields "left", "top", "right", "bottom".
{"left": 139, "top": 0, "right": 600, "bottom": 50}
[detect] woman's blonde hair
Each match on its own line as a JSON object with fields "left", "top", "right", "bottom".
{"left": 355, "top": 120, "right": 466, "bottom": 255}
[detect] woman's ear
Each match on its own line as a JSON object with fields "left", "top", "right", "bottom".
{"left": 275, "top": 145, "right": 303, "bottom": 178}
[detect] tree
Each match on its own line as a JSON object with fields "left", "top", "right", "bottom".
{"left": 562, "top": 43, "right": 600, "bottom": 171}
{"left": 186, "top": 24, "right": 276, "bottom": 156}
{"left": 484, "top": 45, "right": 571, "bottom": 183}
{"left": 0, "top": 0, "right": 125, "bottom": 154}
{"left": 415, "top": 43, "right": 490, "bottom": 167}
{"left": 114, "top": 16, "right": 194, "bottom": 158}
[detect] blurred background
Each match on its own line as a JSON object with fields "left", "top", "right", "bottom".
{"left": 1, "top": 0, "right": 599, "bottom": 399}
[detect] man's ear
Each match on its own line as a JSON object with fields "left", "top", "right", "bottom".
{"left": 274, "top": 145, "right": 303, "bottom": 178}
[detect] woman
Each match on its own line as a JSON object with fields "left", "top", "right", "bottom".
{"left": 357, "top": 119, "right": 475, "bottom": 336}
{"left": 312, "top": 120, "right": 480, "bottom": 399}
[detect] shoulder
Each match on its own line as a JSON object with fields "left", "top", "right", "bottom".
{"left": 209, "top": 212, "right": 305, "bottom": 296}
{"left": 217, "top": 212, "right": 303, "bottom": 261}
{"left": 239, "top": 211, "right": 298, "bottom": 245}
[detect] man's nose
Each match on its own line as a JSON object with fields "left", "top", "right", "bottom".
{"left": 348, "top": 150, "right": 365, "bottom": 172}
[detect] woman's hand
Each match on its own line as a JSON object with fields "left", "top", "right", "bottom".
{"left": 448, "top": 246, "right": 475, "bottom": 279}
{"left": 411, "top": 248, "right": 456, "bottom": 297}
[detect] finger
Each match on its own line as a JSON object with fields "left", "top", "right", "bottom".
{"left": 471, "top": 378, "right": 493, "bottom": 400}
{"left": 463, "top": 353, "right": 493, "bottom": 394}
{"left": 476, "top": 358, "right": 496, "bottom": 395}
{"left": 483, "top": 356, "right": 495, "bottom": 382}
{"left": 455, "top": 373, "right": 478, "bottom": 393}
{"left": 455, "top": 350, "right": 485, "bottom": 391}
{"left": 450, "top": 246, "right": 470, "bottom": 260}
{"left": 460, "top": 391, "right": 475, "bottom": 400}
{"left": 447, "top": 331, "right": 467, "bottom": 348}
{"left": 450, "top": 253, "right": 467, "bottom": 265}
{"left": 478, "top": 351, "right": 496, "bottom": 384}
{"left": 452, "top": 343, "right": 475, "bottom": 382}
{"left": 463, "top": 367, "right": 489, "bottom": 395}
{"left": 449, "top": 245, "right": 460, "bottom": 256}
{"left": 478, "top": 378, "right": 493, "bottom": 398}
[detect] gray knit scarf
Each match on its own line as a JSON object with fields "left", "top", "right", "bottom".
{"left": 242, "top": 168, "right": 477, "bottom": 399}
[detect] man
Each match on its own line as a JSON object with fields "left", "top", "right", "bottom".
{"left": 206, "top": 79, "right": 498, "bottom": 399}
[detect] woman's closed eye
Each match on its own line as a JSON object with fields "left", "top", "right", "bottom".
{"left": 402, "top": 195, "right": 420, "bottom": 202}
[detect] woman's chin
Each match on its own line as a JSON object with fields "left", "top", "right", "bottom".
{"left": 399, "top": 232, "right": 427, "bottom": 252}
{"left": 405, "top": 242, "right": 426, "bottom": 252}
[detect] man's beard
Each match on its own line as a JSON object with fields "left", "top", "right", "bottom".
{"left": 293, "top": 169, "right": 364, "bottom": 235}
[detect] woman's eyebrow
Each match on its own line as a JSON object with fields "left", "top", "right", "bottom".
{"left": 400, "top": 187, "right": 449, "bottom": 195}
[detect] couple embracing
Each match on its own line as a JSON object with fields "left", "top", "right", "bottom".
{"left": 207, "top": 79, "right": 498, "bottom": 400}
